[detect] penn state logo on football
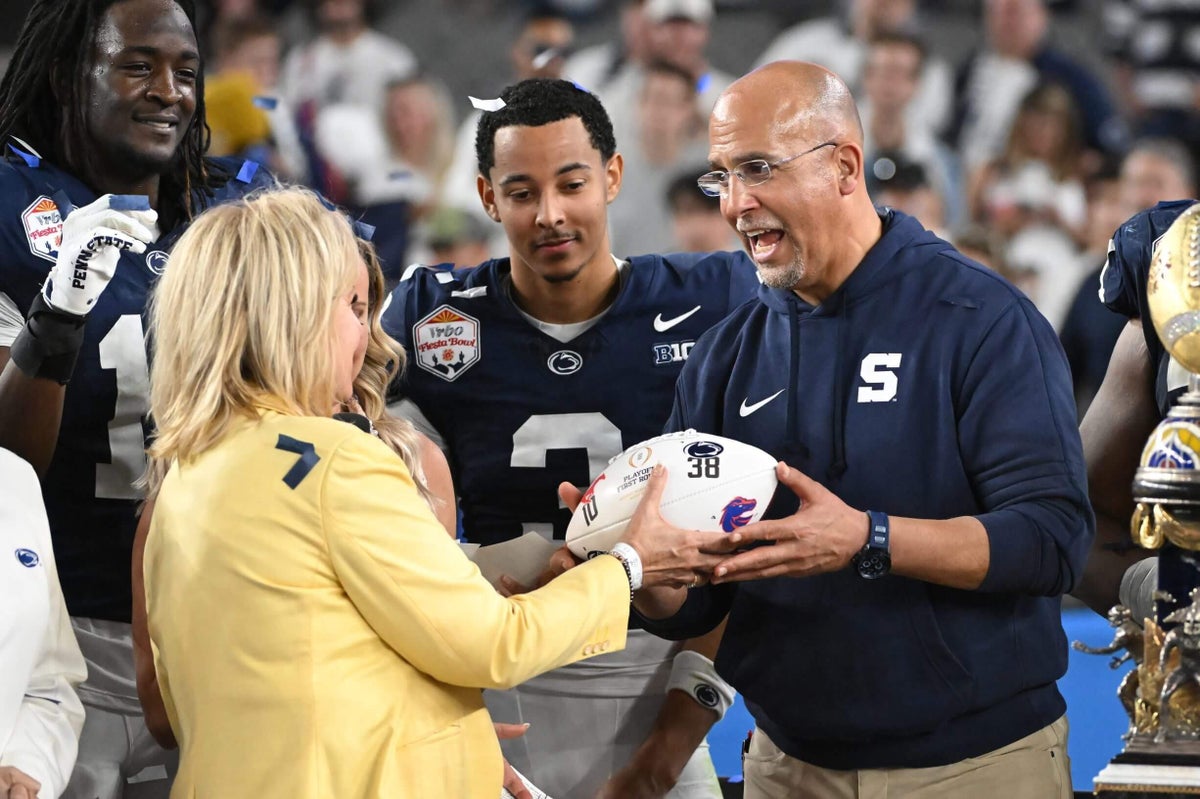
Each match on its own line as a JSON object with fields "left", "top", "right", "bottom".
{"left": 15, "top": 548, "right": 39, "bottom": 568}
{"left": 413, "top": 305, "right": 481, "bottom": 382}
{"left": 719, "top": 497, "right": 758, "bottom": 532}
{"left": 683, "top": 440, "right": 724, "bottom": 459}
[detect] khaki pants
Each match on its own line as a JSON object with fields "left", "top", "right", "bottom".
{"left": 743, "top": 715, "right": 1071, "bottom": 799}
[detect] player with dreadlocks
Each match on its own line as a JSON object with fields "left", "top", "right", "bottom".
{"left": 0, "top": 0, "right": 271, "bottom": 796}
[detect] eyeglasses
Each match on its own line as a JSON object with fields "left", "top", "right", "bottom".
{"left": 696, "top": 141, "right": 838, "bottom": 198}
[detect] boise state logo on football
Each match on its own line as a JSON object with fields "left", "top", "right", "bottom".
{"left": 719, "top": 497, "right": 757, "bottom": 533}
{"left": 413, "top": 305, "right": 481, "bottom": 382}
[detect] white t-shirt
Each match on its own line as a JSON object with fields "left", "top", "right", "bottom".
{"left": 280, "top": 29, "right": 417, "bottom": 113}
{"left": 0, "top": 448, "right": 87, "bottom": 797}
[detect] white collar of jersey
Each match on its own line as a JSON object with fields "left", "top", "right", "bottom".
{"left": 504, "top": 255, "right": 628, "bottom": 344}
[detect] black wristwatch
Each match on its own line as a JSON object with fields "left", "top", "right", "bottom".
{"left": 852, "top": 510, "right": 891, "bottom": 580}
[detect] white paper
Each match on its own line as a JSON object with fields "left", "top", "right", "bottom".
{"left": 464, "top": 532, "right": 559, "bottom": 589}
{"left": 500, "top": 765, "right": 553, "bottom": 799}
{"left": 469, "top": 95, "right": 506, "bottom": 112}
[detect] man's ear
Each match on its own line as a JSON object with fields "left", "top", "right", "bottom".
{"left": 478, "top": 174, "right": 501, "bottom": 222}
{"left": 605, "top": 152, "right": 624, "bottom": 204}
{"left": 834, "top": 142, "right": 864, "bottom": 196}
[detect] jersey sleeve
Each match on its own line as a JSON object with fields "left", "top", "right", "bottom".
{"left": 0, "top": 165, "right": 58, "bottom": 342}
{"left": 380, "top": 263, "right": 463, "bottom": 402}
{"left": 380, "top": 272, "right": 418, "bottom": 354}
{"left": 380, "top": 267, "right": 423, "bottom": 404}
{"left": 1100, "top": 200, "right": 1197, "bottom": 320}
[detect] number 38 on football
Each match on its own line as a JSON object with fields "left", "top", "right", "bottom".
{"left": 564, "top": 430, "right": 779, "bottom": 558}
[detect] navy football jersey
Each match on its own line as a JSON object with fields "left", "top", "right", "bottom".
{"left": 1100, "top": 199, "right": 1199, "bottom": 414}
{"left": 382, "top": 252, "right": 759, "bottom": 546}
{"left": 0, "top": 152, "right": 274, "bottom": 622}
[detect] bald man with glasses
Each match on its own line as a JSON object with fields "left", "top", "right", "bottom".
{"left": 628, "top": 61, "right": 1092, "bottom": 798}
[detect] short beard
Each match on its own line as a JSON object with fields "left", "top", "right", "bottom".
{"left": 541, "top": 260, "right": 588, "bottom": 284}
{"left": 757, "top": 258, "right": 805, "bottom": 291}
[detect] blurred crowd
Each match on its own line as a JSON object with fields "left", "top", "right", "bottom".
{"left": 112, "top": 0, "right": 1200, "bottom": 411}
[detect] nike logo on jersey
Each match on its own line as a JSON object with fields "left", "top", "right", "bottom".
{"left": 653, "top": 306, "right": 702, "bottom": 332}
{"left": 739, "top": 389, "right": 785, "bottom": 417}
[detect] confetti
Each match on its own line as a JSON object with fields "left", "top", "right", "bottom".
{"left": 110, "top": 195, "right": 151, "bottom": 211}
{"left": 469, "top": 96, "right": 506, "bottom": 112}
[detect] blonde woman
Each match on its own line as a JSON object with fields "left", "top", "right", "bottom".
{"left": 137, "top": 187, "right": 720, "bottom": 797}
{"left": 128, "top": 233, "right": 457, "bottom": 750}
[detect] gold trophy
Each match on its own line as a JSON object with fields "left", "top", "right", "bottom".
{"left": 1085, "top": 203, "right": 1200, "bottom": 797}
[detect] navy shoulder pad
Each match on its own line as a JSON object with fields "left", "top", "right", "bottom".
{"left": 382, "top": 260, "right": 497, "bottom": 347}
{"left": 1101, "top": 200, "right": 1198, "bottom": 319}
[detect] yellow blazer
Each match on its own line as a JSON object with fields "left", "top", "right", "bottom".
{"left": 144, "top": 409, "right": 630, "bottom": 798}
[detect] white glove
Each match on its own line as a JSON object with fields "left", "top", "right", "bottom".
{"left": 42, "top": 194, "right": 159, "bottom": 316}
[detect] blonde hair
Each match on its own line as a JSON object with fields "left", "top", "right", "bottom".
{"left": 352, "top": 242, "right": 439, "bottom": 511}
{"left": 144, "top": 187, "right": 429, "bottom": 499}
{"left": 384, "top": 75, "right": 457, "bottom": 193}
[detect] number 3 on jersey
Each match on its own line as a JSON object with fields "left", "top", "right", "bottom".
{"left": 510, "top": 412, "right": 622, "bottom": 538}
{"left": 96, "top": 314, "right": 149, "bottom": 500}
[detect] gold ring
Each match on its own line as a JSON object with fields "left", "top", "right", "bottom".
{"left": 690, "top": 575, "right": 700, "bottom": 589}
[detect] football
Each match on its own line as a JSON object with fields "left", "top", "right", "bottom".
{"left": 564, "top": 430, "right": 779, "bottom": 558}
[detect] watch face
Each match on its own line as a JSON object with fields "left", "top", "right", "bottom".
{"left": 857, "top": 551, "right": 891, "bottom": 580}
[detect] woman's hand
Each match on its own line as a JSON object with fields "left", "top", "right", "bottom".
{"left": 617, "top": 466, "right": 732, "bottom": 589}
{"left": 494, "top": 722, "right": 533, "bottom": 799}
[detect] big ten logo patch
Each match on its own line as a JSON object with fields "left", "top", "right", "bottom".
{"left": 22, "top": 196, "right": 62, "bottom": 263}
{"left": 653, "top": 340, "right": 694, "bottom": 365}
{"left": 413, "top": 305, "right": 481, "bottom": 382}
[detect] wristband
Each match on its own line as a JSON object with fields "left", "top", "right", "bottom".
{"left": 667, "top": 649, "right": 735, "bottom": 720}
{"left": 9, "top": 293, "right": 87, "bottom": 384}
{"left": 609, "top": 542, "right": 643, "bottom": 591}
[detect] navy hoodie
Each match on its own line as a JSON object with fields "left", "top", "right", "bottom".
{"left": 639, "top": 210, "right": 1094, "bottom": 769}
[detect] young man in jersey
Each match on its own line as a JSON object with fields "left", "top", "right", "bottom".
{"left": 630, "top": 61, "right": 1092, "bottom": 797}
{"left": 382, "top": 78, "right": 759, "bottom": 798}
{"left": 0, "top": 1, "right": 272, "bottom": 796}
{"left": 1073, "top": 198, "right": 1199, "bottom": 624}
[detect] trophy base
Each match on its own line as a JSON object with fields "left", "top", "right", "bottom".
{"left": 1094, "top": 739, "right": 1200, "bottom": 796}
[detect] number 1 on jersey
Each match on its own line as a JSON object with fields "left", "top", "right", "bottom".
{"left": 96, "top": 314, "right": 150, "bottom": 500}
